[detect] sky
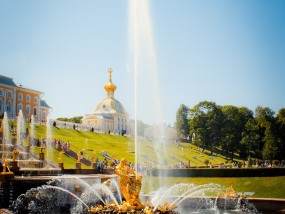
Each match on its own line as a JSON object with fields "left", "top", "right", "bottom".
{"left": 0, "top": 0, "right": 284, "bottom": 126}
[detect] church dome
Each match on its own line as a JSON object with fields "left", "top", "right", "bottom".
{"left": 94, "top": 97, "right": 126, "bottom": 114}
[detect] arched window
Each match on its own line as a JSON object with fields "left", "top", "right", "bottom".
{"left": 34, "top": 97, "right": 38, "bottom": 103}
{"left": 7, "top": 102, "right": 11, "bottom": 113}
{"left": 26, "top": 104, "right": 30, "bottom": 115}
{"left": 33, "top": 107, "right": 37, "bottom": 116}
{"left": 26, "top": 95, "right": 31, "bottom": 102}
{"left": 18, "top": 103, "right": 23, "bottom": 112}
{"left": 18, "top": 93, "right": 23, "bottom": 100}
{"left": 7, "top": 91, "right": 12, "bottom": 98}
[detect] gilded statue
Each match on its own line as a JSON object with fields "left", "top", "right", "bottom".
{"left": 58, "top": 150, "right": 64, "bottom": 163}
{"left": 77, "top": 151, "right": 81, "bottom": 163}
{"left": 115, "top": 158, "right": 143, "bottom": 207}
{"left": 12, "top": 148, "right": 19, "bottom": 162}
{"left": 2, "top": 154, "right": 12, "bottom": 174}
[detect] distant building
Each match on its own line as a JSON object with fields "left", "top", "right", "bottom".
{"left": 81, "top": 69, "right": 128, "bottom": 134}
{"left": 0, "top": 75, "right": 51, "bottom": 122}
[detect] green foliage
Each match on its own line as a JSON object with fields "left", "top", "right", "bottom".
{"left": 189, "top": 101, "right": 223, "bottom": 155}
{"left": 175, "top": 104, "right": 190, "bottom": 139}
{"left": 57, "top": 116, "right": 83, "bottom": 124}
{"left": 204, "top": 159, "right": 209, "bottom": 166}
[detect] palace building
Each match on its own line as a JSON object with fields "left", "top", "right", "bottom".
{"left": 81, "top": 69, "right": 128, "bottom": 134}
{"left": 0, "top": 75, "right": 51, "bottom": 122}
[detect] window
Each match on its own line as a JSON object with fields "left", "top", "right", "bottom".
{"left": 7, "top": 91, "right": 12, "bottom": 98}
{"left": 18, "top": 103, "right": 23, "bottom": 112}
{"left": 0, "top": 90, "right": 3, "bottom": 97}
{"left": 34, "top": 97, "right": 38, "bottom": 103}
{"left": 18, "top": 93, "right": 23, "bottom": 100}
{"left": 42, "top": 111, "right": 46, "bottom": 121}
{"left": 0, "top": 100, "right": 2, "bottom": 112}
{"left": 26, "top": 95, "right": 31, "bottom": 102}
{"left": 7, "top": 102, "right": 11, "bottom": 113}
{"left": 33, "top": 107, "right": 37, "bottom": 116}
{"left": 26, "top": 104, "right": 30, "bottom": 115}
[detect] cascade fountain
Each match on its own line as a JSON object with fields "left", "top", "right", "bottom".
{"left": 30, "top": 115, "right": 35, "bottom": 146}
{"left": 2, "top": 112, "right": 11, "bottom": 159}
{"left": 16, "top": 110, "right": 25, "bottom": 148}
{"left": 1, "top": 1, "right": 282, "bottom": 214}
{"left": 45, "top": 112, "right": 53, "bottom": 162}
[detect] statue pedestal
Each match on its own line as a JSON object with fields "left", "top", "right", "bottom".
{"left": 58, "top": 162, "right": 64, "bottom": 169}
{"left": 76, "top": 162, "right": 81, "bottom": 169}
{"left": 39, "top": 152, "right": 44, "bottom": 161}
{"left": 10, "top": 161, "right": 20, "bottom": 174}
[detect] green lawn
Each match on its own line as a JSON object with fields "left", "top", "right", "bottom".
{"left": 0, "top": 121, "right": 248, "bottom": 170}
{"left": 141, "top": 176, "right": 285, "bottom": 199}
{"left": 30, "top": 124, "right": 240, "bottom": 169}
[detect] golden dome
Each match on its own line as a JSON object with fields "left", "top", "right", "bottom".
{"left": 104, "top": 68, "right": 117, "bottom": 93}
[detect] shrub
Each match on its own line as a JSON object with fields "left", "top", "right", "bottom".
{"left": 204, "top": 159, "right": 209, "bottom": 166}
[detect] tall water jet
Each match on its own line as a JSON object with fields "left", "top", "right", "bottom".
{"left": 129, "top": 0, "right": 167, "bottom": 188}
{"left": 17, "top": 110, "right": 25, "bottom": 147}
{"left": 46, "top": 112, "right": 53, "bottom": 162}
{"left": 2, "top": 111, "right": 11, "bottom": 159}
{"left": 30, "top": 115, "right": 35, "bottom": 146}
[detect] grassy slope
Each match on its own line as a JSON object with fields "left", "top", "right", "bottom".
{"left": 7, "top": 122, "right": 285, "bottom": 199}
{"left": 32, "top": 124, "right": 240, "bottom": 169}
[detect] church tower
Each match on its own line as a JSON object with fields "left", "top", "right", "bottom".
{"left": 81, "top": 68, "right": 128, "bottom": 135}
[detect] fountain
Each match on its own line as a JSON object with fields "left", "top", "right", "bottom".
{"left": 0, "top": 1, "right": 283, "bottom": 213}
{"left": 16, "top": 110, "right": 25, "bottom": 148}
{"left": 1, "top": 112, "right": 11, "bottom": 159}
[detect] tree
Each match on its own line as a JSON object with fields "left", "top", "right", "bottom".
{"left": 189, "top": 101, "right": 223, "bottom": 155}
{"left": 276, "top": 108, "right": 285, "bottom": 160}
{"left": 221, "top": 106, "right": 251, "bottom": 160}
{"left": 175, "top": 104, "right": 190, "bottom": 140}
{"left": 241, "top": 118, "right": 261, "bottom": 159}
{"left": 255, "top": 106, "right": 277, "bottom": 160}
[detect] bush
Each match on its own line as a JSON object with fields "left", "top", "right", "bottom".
{"left": 204, "top": 159, "right": 209, "bottom": 166}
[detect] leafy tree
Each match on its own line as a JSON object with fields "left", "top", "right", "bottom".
{"left": 255, "top": 106, "right": 278, "bottom": 160}
{"left": 262, "top": 123, "right": 279, "bottom": 160}
{"left": 241, "top": 118, "right": 262, "bottom": 158}
{"left": 175, "top": 104, "right": 190, "bottom": 140}
{"left": 57, "top": 116, "right": 83, "bottom": 124}
{"left": 189, "top": 101, "right": 223, "bottom": 155}
{"left": 276, "top": 108, "right": 285, "bottom": 160}
{"left": 221, "top": 106, "right": 251, "bottom": 160}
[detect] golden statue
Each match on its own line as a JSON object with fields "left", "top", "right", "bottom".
{"left": 77, "top": 151, "right": 81, "bottom": 163}
{"left": 2, "top": 154, "right": 12, "bottom": 174}
{"left": 58, "top": 150, "right": 64, "bottom": 163}
{"left": 115, "top": 158, "right": 143, "bottom": 208}
{"left": 12, "top": 148, "right": 19, "bottom": 162}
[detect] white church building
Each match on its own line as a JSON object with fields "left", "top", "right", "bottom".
{"left": 81, "top": 69, "right": 128, "bottom": 135}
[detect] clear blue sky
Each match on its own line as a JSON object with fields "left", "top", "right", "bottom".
{"left": 1, "top": 0, "right": 284, "bottom": 125}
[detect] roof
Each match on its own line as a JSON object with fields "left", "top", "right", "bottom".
{"left": 40, "top": 100, "right": 51, "bottom": 108}
{"left": 0, "top": 75, "right": 17, "bottom": 87}
{"left": 94, "top": 98, "right": 127, "bottom": 114}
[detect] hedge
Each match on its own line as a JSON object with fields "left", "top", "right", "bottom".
{"left": 149, "top": 168, "right": 285, "bottom": 177}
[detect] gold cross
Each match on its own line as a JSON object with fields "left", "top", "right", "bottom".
{"left": 108, "top": 68, "right": 113, "bottom": 82}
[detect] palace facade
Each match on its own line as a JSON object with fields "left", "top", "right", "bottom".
{"left": 0, "top": 75, "right": 51, "bottom": 122}
{"left": 81, "top": 69, "right": 128, "bottom": 134}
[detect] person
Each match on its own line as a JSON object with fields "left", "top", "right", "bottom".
{"left": 115, "top": 158, "right": 143, "bottom": 206}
